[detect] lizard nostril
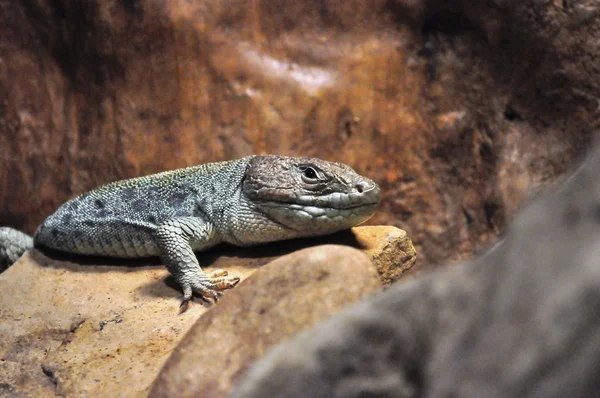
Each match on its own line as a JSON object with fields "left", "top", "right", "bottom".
{"left": 354, "top": 180, "right": 377, "bottom": 195}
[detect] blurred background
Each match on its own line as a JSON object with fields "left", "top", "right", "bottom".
{"left": 1, "top": 0, "right": 598, "bottom": 271}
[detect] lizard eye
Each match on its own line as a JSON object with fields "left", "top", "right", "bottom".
{"left": 303, "top": 167, "right": 318, "bottom": 180}
{"left": 300, "top": 166, "right": 324, "bottom": 183}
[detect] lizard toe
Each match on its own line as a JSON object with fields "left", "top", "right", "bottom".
{"left": 207, "top": 269, "right": 228, "bottom": 278}
{"left": 191, "top": 282, "right": 220, "bottom": 303}
{"left": 212, "top": 275, "right": 241, "bottom": 290}
{"left": 179, "top": 286, "right": 194, "bottom": 313}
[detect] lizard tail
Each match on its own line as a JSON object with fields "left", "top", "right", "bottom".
{"left": 0, "top": 227, "right": 33, "bottom": 272}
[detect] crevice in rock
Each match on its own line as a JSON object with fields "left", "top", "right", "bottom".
{"left": 98, "top": 314, "right": 123, "bottom": 332}
{"left": 503, "top": 104, "right": 524, "bottom": 121}
{"left": 41, "top": 364, "right": 58, "bottom": 387}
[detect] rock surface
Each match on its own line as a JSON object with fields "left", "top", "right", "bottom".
{"left": 1, "top": 0, "right": 598, "bottom": 269}
{"left": 149, "top": 245, "right": 381, "bottom": 398}
{"left": 356, "top": 226, "right": 417, "bottom": 285}
{"left": 231, "top": 146, "right": 600, "bottom": 397}
{"left": 0, "top": 226, "right": 412, "bottom": 397}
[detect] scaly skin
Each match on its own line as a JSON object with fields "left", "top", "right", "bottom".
{"left": 0, "top": 155, "right": 381, "bottom": 307}
{"left": 0, "top": 227, "right": 33, "bottom": 272}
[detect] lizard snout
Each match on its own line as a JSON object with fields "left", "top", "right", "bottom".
{"left": 354, "top": 180, "right": 376, "bottom": 194}
{"left": 350, "top": 178, "right": 381, "bottom": 207}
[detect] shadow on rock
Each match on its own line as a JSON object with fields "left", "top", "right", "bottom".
{"left": 30, "top": 229, "right": 359, "bottom": 270}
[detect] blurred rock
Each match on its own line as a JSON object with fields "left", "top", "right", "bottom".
{"left": 149, "top": 245, "right": 381, "bottom": 398}
{"left": 232, "top": 145, "right": 600, "bottom": 397}
{"left": 1, "top": 0, "right": 598, "bottom": 270}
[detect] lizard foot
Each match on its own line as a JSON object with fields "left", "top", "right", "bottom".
{"left": 179, "top": 271, "right": 241, "bottom": 312}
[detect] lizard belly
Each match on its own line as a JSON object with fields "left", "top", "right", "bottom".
{"left": 35, "top": 217, "right": 160, "bottom": 258}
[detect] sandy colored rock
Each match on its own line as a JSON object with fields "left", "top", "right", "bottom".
{"left": 0, "top": 225, "right": 410, "bottom": 397}
{"left": 149, "top": 245, "right": 381, "bottom": 398}
{"left": 0, "top": 252, "right": 207, "bottom": 398}
{"left": 353, "top": 226, "right": 417, "bottom": 284}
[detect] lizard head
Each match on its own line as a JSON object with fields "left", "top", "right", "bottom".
{"left": 242, "top": 155, "right": 381, "bottom": 236}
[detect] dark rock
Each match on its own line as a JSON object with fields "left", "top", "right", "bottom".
{"left": 231, "top": 144, "right": 600, "bottom": 397}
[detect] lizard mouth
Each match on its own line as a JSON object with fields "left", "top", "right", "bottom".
{"left": 256, "top": 199, "right": 380, "bottom": 213}
{"left": 255, "top": 185, "right": 382, "bottom": 211}
{"left": 289, "top": 200, "right": 379, "bottom": 211}
{"left": 255, "top": 197, "right": 380, "bottom": 220}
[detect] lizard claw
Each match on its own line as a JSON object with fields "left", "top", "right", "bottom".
{"left": 178, "top": 270, "right": 240, "bottom": 312}
{"left": 179, "top": 298, "right": 191, "bottom": 313}
{"left": 210, "top": 275, "right": 240, "bottom": 290}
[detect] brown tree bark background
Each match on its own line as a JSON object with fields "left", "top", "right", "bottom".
{"left": 1, "top": 0, "right": 598, "bottom": 269}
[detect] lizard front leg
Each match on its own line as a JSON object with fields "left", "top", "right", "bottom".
{"left": 154, "top": 217, "right": 240, "bottom": 308}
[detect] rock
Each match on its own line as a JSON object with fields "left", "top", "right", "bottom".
{"left": 0, "top": 253, "right": 206, "bottom": 398}
{"left": 353, "top": 226, "right": 417, "bottom": 284}
{"left": 231, "top": 145, "right": 600, "bottom": 397}
{"left": 2, "top": 0, "right": 598, "bottom": 270}
{"left": 149, "top": 245, "right": 381, "bottom": 398}
{"left": 0, "top": 226, "right": 410, "bottom": 397}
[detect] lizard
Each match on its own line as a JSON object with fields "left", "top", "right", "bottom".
{"left": 0, "top": 155, "right": 381, "bottom": 307}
